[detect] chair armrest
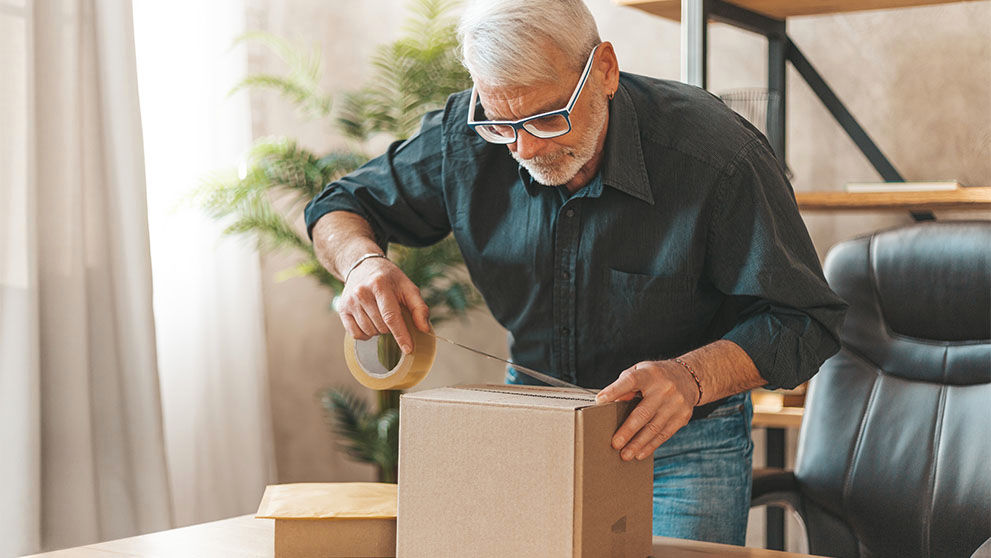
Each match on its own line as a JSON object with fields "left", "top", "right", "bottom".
{"left": 751, "top": 468, "right": 815, "bottom": 550}
{"left": 751, "top": 468, "right": 802, "bottom": 511}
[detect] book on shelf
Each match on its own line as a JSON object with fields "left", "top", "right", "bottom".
{"left": 844, "top": 181, "right": 962, "bottom": 193}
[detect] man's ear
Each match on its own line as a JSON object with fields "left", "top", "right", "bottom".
{"left": 596, "top": 41, "right": 620, "bottom": 95}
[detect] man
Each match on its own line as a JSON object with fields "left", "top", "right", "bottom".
{"left": 305, "top": 0, "right": 846, "bottom": 545}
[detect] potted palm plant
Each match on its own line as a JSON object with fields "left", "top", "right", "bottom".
{"left": 195, "top": 0, "right": 479, "bottom": 483}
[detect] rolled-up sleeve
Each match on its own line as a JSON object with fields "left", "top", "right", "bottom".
{"left": 304, "top": 109, "right": 451, "bottom": 249}
{"left": 707, "top": 140, "right": 848, "bottom": 389}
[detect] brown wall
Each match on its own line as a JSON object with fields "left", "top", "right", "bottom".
{"left": 245, "top": 0, "right": 990, "bottom": 486}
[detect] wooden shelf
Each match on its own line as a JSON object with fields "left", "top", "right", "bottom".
{"left": 615, "top": 0, "right": 975, "bottom": 20}
{"left": 751, "top": 390, "right": 804, "bottom": 429}
{"left": 753, "top": 406, "right": 804, "bottom": 429}
{"left": 795, "top": 187, "right": 991, "bottom": 211}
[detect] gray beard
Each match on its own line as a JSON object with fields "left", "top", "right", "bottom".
{"left": 512, "top": 93, "right": 608, "bottom": 187}
{"left": 513, "top": 148, "right": 588, "bottom": 186}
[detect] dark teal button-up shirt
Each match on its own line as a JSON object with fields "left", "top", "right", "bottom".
{"left": 305, "top": 72, "right": 847, "bottom": 391}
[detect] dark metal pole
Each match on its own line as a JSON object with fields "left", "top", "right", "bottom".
{"left": 767, "top": 35, "right": 787, "bottom": 164}
{"left": 786, "top": 40, "right": 934, "bottom": 220}
{"left": 786, "top": 39, "right": 904, "bottom": 182}
{"left": 707, "top": 1, "right": 788, "bottom": 165}
{"left": 766, "top": 428, "right": 786, "bottom": 551}
{"left": 700, "top": 1, "right": 928, "bottom": 220}
{"left": 709, "top": 0, "right": 783, "bottom": 37}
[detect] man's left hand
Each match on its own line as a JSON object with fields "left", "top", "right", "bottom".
{"left": 595, "top": 360, "right": 699, "bottom": 461}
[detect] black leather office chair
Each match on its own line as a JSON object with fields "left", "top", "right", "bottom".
{"left": 752, "top": 221, "right": 991, "bottom": 558}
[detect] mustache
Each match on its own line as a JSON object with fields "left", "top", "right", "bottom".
{"left": 515, "top": 148, "right": 578, "bottom": 166}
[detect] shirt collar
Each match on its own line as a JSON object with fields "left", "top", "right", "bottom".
{"left": 600, "top": 80, "right": 653, "bottom": 205}
{"left": 518, "top": 166, "right": 604, "bottom": 200}
{"left": 518, "top": 165, "right": 539, "bottom": 196}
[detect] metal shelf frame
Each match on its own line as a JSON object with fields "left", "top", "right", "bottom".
{"left": 679, "top": 0, "right": 935, "bottom": 221}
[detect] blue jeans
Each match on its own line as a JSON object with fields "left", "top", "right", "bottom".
{"left": 651, "top": 391, "right": 753, "bottom": 545}
{"left": 506, "top": 370, "right": 754, "bottom": 545}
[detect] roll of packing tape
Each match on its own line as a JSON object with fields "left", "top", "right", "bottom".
{"left": 343, "top": 310, "right": 436, "bottom": 390}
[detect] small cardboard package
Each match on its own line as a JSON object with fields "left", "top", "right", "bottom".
{"left": 256, "top": 482, "right": 397, "bottom": 557}
{"left": 397, "top": 384, "right": 653, "bottom": 557}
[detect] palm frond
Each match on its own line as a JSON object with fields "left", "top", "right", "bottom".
{"left": 335, "top": 0, "right": 471, "bottom": 140}
{"left": 274, "top": 256, "right": 342, "bottom": 292}
{"left": 389, "top": 236, "right": 479, "bottom": 324}
{"left": 318, "top": 387, "right": 400, "bottom": 476}
{"left": 319, "top": 387, "right": 378, "bottom": 463}
{"left": 230, "top": 31, "right": 333, "bottom": 119}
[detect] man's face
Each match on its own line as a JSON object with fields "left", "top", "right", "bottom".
{"left": 474, "top": 47, "right": 612, "bottom": 188}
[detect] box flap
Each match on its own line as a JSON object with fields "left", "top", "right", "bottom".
{"left": 402, "top": 384, "right": 597, "bottom": 411}
{"left": 256, "top": 483, "right": 397, "bottom": 520}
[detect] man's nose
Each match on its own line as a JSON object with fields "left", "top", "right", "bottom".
{"left": 510, "top": 130, "right": 546, "bottom": 160}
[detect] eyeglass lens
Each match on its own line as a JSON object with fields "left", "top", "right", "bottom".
{"left": 477, "top": 114, "right": 570, "bottom": 143}
{"left": 524, "top": 114, "right": 569, "bottom": 135}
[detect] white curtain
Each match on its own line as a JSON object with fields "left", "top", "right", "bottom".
{"left": 132, "top": 0, "right": 277, "bottom": 528}
{"left": 1, "top": 0, "right": 276, "bottom": 553}
{"left": 0, "top": 0, "right": 173, "bottom": 555}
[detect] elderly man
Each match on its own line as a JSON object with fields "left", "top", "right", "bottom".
{"left": 305, "top": 0, "right": 846, "bottom": 545}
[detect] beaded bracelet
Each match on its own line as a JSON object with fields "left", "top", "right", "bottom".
{"left": 672, "top": 357, "right": 703, "bottom": 406}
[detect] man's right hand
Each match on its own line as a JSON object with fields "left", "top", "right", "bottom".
{"left": 336, "top": 255, "right": 431, "bottom": 354}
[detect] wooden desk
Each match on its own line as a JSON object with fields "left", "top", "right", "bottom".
{"left": 24, "top": 403, "right": 811, "bottom": 557}
{"left": 25, "top": 514, "right": 821, "bottom": 557}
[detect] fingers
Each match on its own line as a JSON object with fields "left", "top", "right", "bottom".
{"left": 351, "top": 306, "right": 380, "bottom": 340}
{"left": 340, "top": 313, "right": 368, "bottom": 341}
{"left": 399, "top": 278, "right": 431, "bottom": 333}
{"left": 599, "top": 360, "right": 695, "bottom": 462}
{"left": 595, "top": 365, "right": 645, "bottom": 405}
{"left": 375, "top": 289, "right": 414, "bottom": 354}
{"left": 610, "top": 393, "right": 661, "bottom": 452}
{"left": 338, "top": 259, "right": 428, "bottom": 353}
{"left": 623, "top": 405, "right": 691, "bottom": 460}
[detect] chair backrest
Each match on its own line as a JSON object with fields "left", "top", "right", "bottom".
{"left": 794, "top": 221, "right": 991, "bottom": 558}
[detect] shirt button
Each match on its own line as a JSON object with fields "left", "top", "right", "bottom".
{"left": 565, "top": 209, "right": 575, "bottom": 218}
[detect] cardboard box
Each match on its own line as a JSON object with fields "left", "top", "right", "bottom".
{"left": 397, "top": 384, "right": 653, "bottom": 557}
{"left": 256, "top": 482, "right": 397, "bottom": 557}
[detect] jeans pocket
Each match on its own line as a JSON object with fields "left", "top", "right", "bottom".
{"left": 701, "top": 402, "right": 746, "bottom": 419}
{"left": 655, "top": 393, "right": 753, "bottom": 459}
{"left": 695, "top": 392, "right": 752, "bottom": 424}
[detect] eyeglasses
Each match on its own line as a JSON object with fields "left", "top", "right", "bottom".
{"left": 466, "top": 43, "right": 601, "bottom": 145}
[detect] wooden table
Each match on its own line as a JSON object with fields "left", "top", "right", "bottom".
{"left": 25, "top": 514, "right": 821, "bottom": 557}
{"left": 25, "top": 402, "right": 811, "bottom": 558}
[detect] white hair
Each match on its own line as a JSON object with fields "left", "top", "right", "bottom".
{"left": 457, "top": 0, "right": 601, "bottom": 87}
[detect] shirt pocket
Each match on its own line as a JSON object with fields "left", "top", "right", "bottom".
{"left": 604, "top": 267, "right": 695, "bottom": 305}
{"left": 597, "top": 268, "right": 698, "bottom": 351}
